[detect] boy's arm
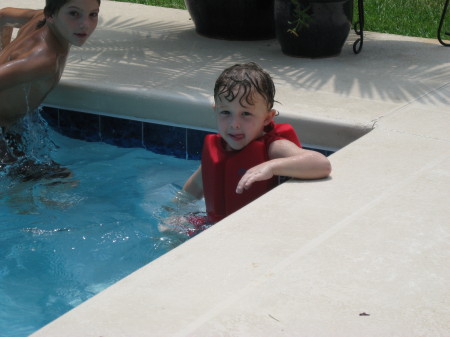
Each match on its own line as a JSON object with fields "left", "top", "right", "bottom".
{"left": 0, "top": 26, "right": 13, "bottom": 50}
{"left": 182, "top": 166, "right": 204, "bottom": 199}
{"left": 0, "top": 8, "right": 42, "bottom": 49}
{"left": 0, "top": 8, "right": 42, "bottom": 27}
{"left": 236, "top": 139, "right": 331, "bottom": 194}
{"left": 171, "top": 165, "right": 203, "bottom": 204}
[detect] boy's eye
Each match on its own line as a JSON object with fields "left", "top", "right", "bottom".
{"left": 242, "top": 111, "right": 252, "bottom": 116}
{"left": 68, "top": 11, "right": 80, "bottom": 17}
{"left": 90, "top": 12, "right": 99, "bottom": 18}
{"left": 219, "top": 110, "right": 230, "bottom": 115}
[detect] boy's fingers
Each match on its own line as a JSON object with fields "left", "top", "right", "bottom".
{"left": 236, "top": 181, "right": 244, "bottom": 194}
{"left": 236, "top": 174, "right": 256, "bottom": 194}
{"left": 236, "top": 176, "right": 249, "bottom": 194}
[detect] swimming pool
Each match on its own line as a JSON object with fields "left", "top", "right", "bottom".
{"left": 1, "top": 107, "right": 334, "bottom": 337}
{"left": 0, "top": 110, "right": 207, "bottom": 337}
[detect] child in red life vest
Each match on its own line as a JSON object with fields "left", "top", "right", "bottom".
{"left": 177, "top": 62, "right": 332, "bottom": 224}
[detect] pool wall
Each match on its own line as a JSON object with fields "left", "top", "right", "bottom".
{"left": 41, "top": 107, "right": 336, "bottom": 158}
{"left": 41, "top": 106, "right": 210, "bottom": 160}
{"left": 44, "top": 84, "right": 370, "bottom": 151}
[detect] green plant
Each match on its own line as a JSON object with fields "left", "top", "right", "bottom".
{"left": 287, "top": 0, "right": 312, "bottom": 37}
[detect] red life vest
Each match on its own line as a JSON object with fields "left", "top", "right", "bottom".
{"left": 201, "top": 123, "right": 301, "bottom": 222}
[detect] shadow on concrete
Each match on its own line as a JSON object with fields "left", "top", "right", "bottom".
{"left": 62, "top": 14, "right": 450, "bottom": 109}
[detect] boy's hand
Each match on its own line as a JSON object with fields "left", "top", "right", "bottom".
{"left": 236, "top": 162, "right": 274, "bottom": 194}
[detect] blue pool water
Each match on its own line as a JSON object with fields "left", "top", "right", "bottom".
{"left": 0, "top": 113, "right": 203, "bottom": 336}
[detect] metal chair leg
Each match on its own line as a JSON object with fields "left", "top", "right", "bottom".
{"left": 353, "top": 0, "right": 364, "bottom": 54}
{"left": 438, "top": 0, "right": 450, "bottom": 46}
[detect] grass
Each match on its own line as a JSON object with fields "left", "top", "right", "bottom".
{"left": 362, "top": 0, "right": 446, "bottom": 39}
{"left": 110, "top": 0, "right": 449, "bottom": 39}
{"left": 109, "top": 0, "right": 186, "bottom": 9}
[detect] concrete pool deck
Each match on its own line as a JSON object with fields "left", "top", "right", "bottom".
{"left": 5, "top": 0, "right": 448, "bottom": 335}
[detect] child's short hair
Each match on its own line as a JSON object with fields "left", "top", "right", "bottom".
{"left": 214, "top": 62, "right": 276, "bottom": 110}
{"left": 44, "top": 0, "right": 101, "bottom": 17}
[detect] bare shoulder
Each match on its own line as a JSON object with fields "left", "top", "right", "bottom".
{"left": 8, "top": 21, "right": 65, "bottom": 72}
{"left": 23, "top": 45, "right": 62, "bottom": 80}
{"left": 0, "top": 42, "right": 61, "bottom": 89}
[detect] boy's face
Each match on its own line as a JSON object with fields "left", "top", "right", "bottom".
{"left": 48, "top": 0, "right": 99, "bottom": 47}
{"left": 215, "top": 89, "right": 275, "bottom": 151}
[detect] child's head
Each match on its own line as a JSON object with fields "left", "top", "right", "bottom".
{"left": 214, "top": 62, "right": 275, "bottom": 111}
{"left": 43, "top": 0, "right": 100, "bottom": 47}
{"left": 214, "top": 63, "right": 277, "bottom": 151}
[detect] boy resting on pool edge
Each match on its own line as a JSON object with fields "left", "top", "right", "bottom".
{"left": 176, "top": 62, "right": 332, "bottom": 226}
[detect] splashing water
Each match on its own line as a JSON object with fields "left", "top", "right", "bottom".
{"left": 0, "top": 111, "right": 205, "bottom": 336}
{"left": 0, "top": 110, "right": 70, "bottom": 182}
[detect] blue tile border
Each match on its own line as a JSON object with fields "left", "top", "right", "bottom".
{"left": 40, "top": 106, "right": 334, "bottom": 159}
{"left": 40, "top": 106, "right": 212, "bottom": 160}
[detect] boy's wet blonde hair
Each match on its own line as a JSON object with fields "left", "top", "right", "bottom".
{"left": 214, "top": 62, "right": 276, "bottom": 110}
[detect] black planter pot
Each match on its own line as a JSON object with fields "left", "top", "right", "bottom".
{"left": 274, "top": 0, "right": 353, "bottom": 57}
{"left": 185, "top": 0, "right": 275, "bottom": 40}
